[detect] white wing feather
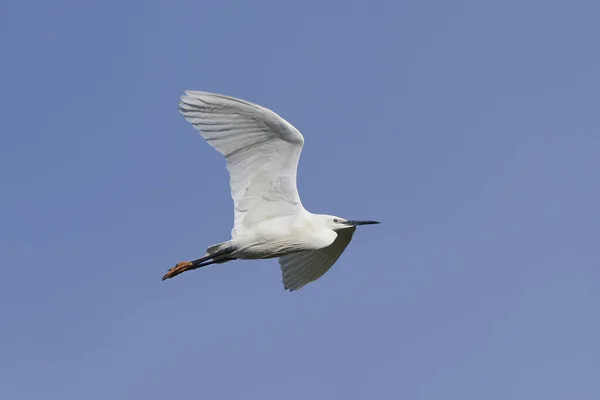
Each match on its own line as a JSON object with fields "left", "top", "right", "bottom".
{"left": 179, "top": 91, "right": 305, "bottom": 238}
{"left": 279, "top": 226, "right": 356, "bottom": 291}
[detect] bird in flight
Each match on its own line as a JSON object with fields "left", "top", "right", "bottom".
{"left": 162, "top": 91, "right": 379, "bottom": 291}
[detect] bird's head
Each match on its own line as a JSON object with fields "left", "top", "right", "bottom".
{"left": 317, "top": 214, "right": 380, "bottom": 231}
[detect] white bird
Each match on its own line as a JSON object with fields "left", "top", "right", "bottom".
{"left": 162, "top": 91, "right": 379, "bottom": 291}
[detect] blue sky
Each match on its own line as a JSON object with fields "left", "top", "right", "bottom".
{"left": 1, "top": 0, "right": 599, "bottom": 398}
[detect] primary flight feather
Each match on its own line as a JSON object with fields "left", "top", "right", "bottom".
{"left": 162, "top": 90, "right": 379, "bottom": 291}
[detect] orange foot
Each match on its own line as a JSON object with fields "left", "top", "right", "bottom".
{"left": 162, "top": 261, "right": 193, "bottom": 281}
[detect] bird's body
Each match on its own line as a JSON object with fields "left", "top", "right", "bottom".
{"left": 229, "top": 213, "right": 339, "bottom": 259}
{"left": 162, "top": 90, "right": 379, "bottom": 291}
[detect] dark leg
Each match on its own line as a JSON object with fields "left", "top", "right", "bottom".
{"left": 161, "top": 248, "right": 236, "bottom": 281}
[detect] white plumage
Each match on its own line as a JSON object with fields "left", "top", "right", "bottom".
{"left": 162, "top": 91, "right": 379, "bottom": 291}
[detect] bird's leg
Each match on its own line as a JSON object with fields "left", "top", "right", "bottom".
{"left": 162, "top": 254, "right": 211, "bottom": 280}
{"left": 161, "top": 248, "right": 236, "bottom": 281}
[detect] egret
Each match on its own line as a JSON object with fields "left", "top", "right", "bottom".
{"left": 162, "top": 91, "right": 379, "bottom": 291}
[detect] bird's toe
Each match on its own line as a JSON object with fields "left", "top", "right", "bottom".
{"left": 161, "top": 261, "right": 193, "bottom": 280}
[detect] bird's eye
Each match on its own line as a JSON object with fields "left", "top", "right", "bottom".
{"left": 333, "top": 218, "right": 338, "bottom": 223}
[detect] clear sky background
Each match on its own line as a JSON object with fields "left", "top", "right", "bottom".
{"left": 1, "top": 1, "right": 599, "bottom": 398}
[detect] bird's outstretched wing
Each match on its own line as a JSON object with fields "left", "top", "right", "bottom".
{"left": 179, "top": 91, "right": 305, "bottom": 238}
{"left": 279, "top": 226, "right": 356, "bottom": 291}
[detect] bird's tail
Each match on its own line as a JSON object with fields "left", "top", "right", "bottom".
{"left": 206, "top": 241, "right": 234, "bottom": 263}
